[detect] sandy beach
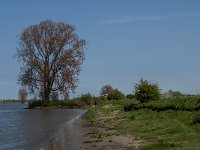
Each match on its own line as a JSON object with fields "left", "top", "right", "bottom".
{"left": 44, "top": 115, "right": 139, "bottom": 150}
{"left": 41, "top": 107, "right": 146, "bottom": 150}
{"left": 44, "top": 112, "right": 89, "bottom": 150}
{"left": 79, "top": 120, "right": 145, "bottom": 150}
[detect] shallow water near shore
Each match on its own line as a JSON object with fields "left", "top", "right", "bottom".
{"left": 0, "top": 104, "right": 86, "bottom": 150}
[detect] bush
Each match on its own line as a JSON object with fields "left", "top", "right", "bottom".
{"left": 80, "top": 93, "right": 94, "bottom": 105}
{"left": 134, "top": 79, "right": 161, "bottom": 103}
{"left": 126, "top": 94, "right": 135, "bottom": 99}
{"left": 99, "top": 96, "right": 107, "bottom": 101}
{"left": 193, "top": 112, "right": 200, "bottom": 124}
{"left": 124, "top": 103, "right": 134, "bottom": 111}
{"left": 107, "top": 90, "right": 125, "bottom": 100}
{"left": 100, "top": 84, "right": 125, "bottom": 100}
{"left": 124, "top": 96, "right": 200, "bottom": 112}
{"left": 28, "top": 100, "right": 80, "bottom": 109}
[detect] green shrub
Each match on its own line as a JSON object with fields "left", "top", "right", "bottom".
{"left": 196, "top": 97, "right": 200, "bottom": 104}
{"left": 28, "top": 100, "right": 80, "bottom": 109}
{"left": 193, "top": 112, "right": 200, "bottom": 124}
{"left": 130, "top": 114, "right": 135, "bottom": 120}
{"left": 99, "top": 96, "right": 107, "bottom": 101}
{"left": 134, "top": 79, "right": 161, "bottom": 103}
{"left": 126, "top": 94, "right": 135, "bottom": 99}
{"left": 107, "top": 90, "right": 124, "bottom": 100}
{"left": 124, "top": 103, "right": 134, "bottom": 111}
{"left": 124, "top": 96, "right": 200, "bottom": 112}
{"left": 80, "top": 93, "right": 94, "bottom": 105}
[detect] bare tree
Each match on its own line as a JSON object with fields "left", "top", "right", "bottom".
{"left": 18, "top": 88, "right": 28, "bottom": 102}
{"left": 100, "top": 84, "right": 114, "bottom": 96}
{"left": 16, "top": 20, "right": 86, "bottom": 101}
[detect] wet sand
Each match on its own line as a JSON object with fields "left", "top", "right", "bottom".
{"left": 44, "top": 111, "right": 89, "bottom": 150}
{"left": 81, "top": 134, "right": 139, "bottom": 150}
{"left": 44, "top": 110, "right": 144, "bottom": 150}
{"left": 80, "top": 126, "right": 144, "bottom": 150}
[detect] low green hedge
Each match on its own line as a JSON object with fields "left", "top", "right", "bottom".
{"left": 124, "top": 96, "right": 200, "bottom": 112}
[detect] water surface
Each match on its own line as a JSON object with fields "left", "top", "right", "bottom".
{"left": 0, "top": 104, "right": 85, "bottom": 150}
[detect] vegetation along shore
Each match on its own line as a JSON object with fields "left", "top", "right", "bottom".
{"left": 1, "top": 1, "right": 200, "bottom": 149}
{"left": 27, "top": 80, "right": 200, "bottom": 150}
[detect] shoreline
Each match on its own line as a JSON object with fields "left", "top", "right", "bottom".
{"left": 43, "top": 110, "right": 89, "bottom": 150}
{"left": 2, "top": 98, "right": 200, "bottom": 149}
{"left": 43, "top": 110, "right": 141, "bottom": 150}
{"left": 25, "top": 104, "right": 146, "bottom": 149}
{"left": 80, "top": 116, "right": 143, "bottom": 150}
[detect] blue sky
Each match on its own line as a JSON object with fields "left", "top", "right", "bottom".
{"left": 0, "top": 0, "right": 200, "bottom": 99}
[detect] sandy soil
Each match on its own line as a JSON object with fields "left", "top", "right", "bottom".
{"left": 81, "top": 134, "right": 145, "bottom": 150}
{"left": 44, "top": 115, "right": 89, "bottom": 150}
{"left": 44, "top": 112, "right": 145, "bottom": 150}
{"left": 79, "top": 120, "right": 146, "bottom": 150}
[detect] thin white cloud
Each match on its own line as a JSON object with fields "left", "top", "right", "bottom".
{"left": 100, "top": 13, "right": 200, "bottom": 25}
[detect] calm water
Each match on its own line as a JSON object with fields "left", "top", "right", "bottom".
{"left": 0, "top": 104, "right": 85, "bottom": 150}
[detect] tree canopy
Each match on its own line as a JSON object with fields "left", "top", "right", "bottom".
{"left": 16, "top": 20, "right": 86, "bottom": 101}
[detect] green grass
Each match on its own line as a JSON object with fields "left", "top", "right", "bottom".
{"left": 29, "top": 96, "right": 200, "bottom": 149}
{"left": 118, "top": 109, "right": 200, "bottom": 149}
{"left": 125, "top": 96, "right": 200, "bottom": 112}
{"left": 83, "top": 98, "right": 200, "bottom": 150}
{"left": 28, "top": 95, "right": 106, "bottom": 109}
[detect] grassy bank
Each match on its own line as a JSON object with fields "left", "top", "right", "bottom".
{"left": 83, "top": 97, "right": 200, "bottom": 150}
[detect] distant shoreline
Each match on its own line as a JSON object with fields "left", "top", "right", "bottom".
{"left": 0, "top": 100, "right": 28, "bottom": 104}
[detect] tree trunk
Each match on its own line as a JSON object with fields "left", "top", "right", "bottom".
{"left": 44, "top": 90, "right": 50, "bottom": 101}
{"left": 43, "top": 60, "right": 51, "bottom": 101}
{"left": 44, "top": 83, "right": 51, "bottom": 101}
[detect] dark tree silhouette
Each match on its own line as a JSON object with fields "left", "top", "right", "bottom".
{"left": 100, "top": 84, "right": 124, "bottom": 100}
{"left": 16, "top": 20, "right": 86, "bottom": 101}
{"left": 100, "top": 84, "right": 114, "bottom": 96}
